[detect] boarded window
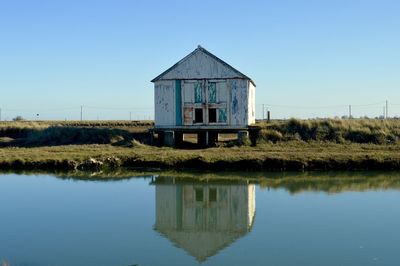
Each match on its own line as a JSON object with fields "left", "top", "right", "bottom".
{"left": 217, "top": 82, "right": 227, "bottom": 102}
{"left": 183, "top": 82, "right": 194, "bottom": 103}
{"left": 209, "top": 108, "right": 216, "bottom": 123}
{"left": 209, "top": 188, "right": 217, "bottom": 202}
{"left": 195, "top": 188, "right": 203, "bottom": 202}
{"left": 183, "top": 107, "right": 193, "bottom": 125}
{"left": 194, "top": 82, "right": 203, "bottom": 103}
{"left": 208, "top": 82, "right": 216, "bottom": 103}
{"left": 194, "top": 108, "right": 203, "bottom": 123}
{"left": 218, "top": 108, "right": 227, "bottom": 123}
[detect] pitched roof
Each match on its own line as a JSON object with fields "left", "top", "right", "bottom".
{"left": 151, "top": 46, "right": 256, "bottom": 86}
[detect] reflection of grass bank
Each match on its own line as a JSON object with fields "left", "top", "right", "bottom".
{"left": 4, "top": 169, "right": 400, "bottom": 194}
{"left": 153, "top": 171, "right": 400, "bottom": 193}
{"left": 1, "top": 141, "right": 400, "bottom": 171}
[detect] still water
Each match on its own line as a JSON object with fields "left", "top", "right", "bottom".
{"left": 1, "top": 172, "right": 400, "bottom": 266}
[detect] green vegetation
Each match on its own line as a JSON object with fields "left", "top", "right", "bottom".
{"left": 1, "top": 141, "right": 400, "bottom": 171}
{"left": 0, "top": 120, "right": 152, "bottom": 147}
{"left": 256, "top": 118, "right": 400, "bottom": 144}
{"left": 0, "top": 119, "right": 400, "bottom": 171}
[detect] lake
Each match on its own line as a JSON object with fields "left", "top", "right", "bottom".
{"left": 1, "top": 171, "right": 400, "bottom": 266}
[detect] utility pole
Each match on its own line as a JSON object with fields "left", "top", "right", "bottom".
{"left": 80, "top": 106, "right": 83, "bottom": 121}
{"left": 262, "top": 104, "right": 265, "bottom": 120}
{"left": 129, "top": 112, "right": 132, "bottom": 121}
{"left": 0, "top": 108, "right": 2, "bottom": 121}
{"left": 348, "top": 105, "right": 352, "bottom": 119}
{"left": 386, "top": 100, "right": 388, "bottom": 119}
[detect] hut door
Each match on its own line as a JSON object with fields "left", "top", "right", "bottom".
{"left": 181, "top": 80, "right": 227, "bottom": 125}
{"left": 206, "top": 81, "right": 228, "bottom": 124}
{"left": 181, "top": 80, "right": 197, "bottom": 125}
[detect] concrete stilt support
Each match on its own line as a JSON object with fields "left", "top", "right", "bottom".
{"left": 208, "top": 132, "right": 218, "bottom": 147}
{"left": 164, "top": 131, "right": 175, "bottom": 147}
{"left": 175, "top": 131, "right": 184, "bottom": 147}
{"left": 198, "top": 131, "right": 209, "bottom": 147}
{"left": 157, "top": 131, "right": 165, "bottom": 146}
{"left": 238, "top": 130, "right": 249, "bottom": 145}
{"left": 148, "top": 129, "right": 155, "bottom": 145}
{"left": 248, "top": 127, "right": 261, "bottom": 146}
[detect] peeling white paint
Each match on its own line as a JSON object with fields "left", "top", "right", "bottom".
{"left": 154, "top": 80, "right": 175, "bottom": 126}
{"left": 156, "top": 48, "right": 247, "bottom": 81}
{"left": 248, "top": 81, "right": 256, "bottom": 124}
{"left": 153, "top": 47, "right": 256, "bottom": 129}
{"left": 229, "top": 79, "right": 248, "bottom": 126}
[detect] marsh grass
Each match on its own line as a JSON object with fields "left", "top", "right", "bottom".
{"left": 0, "top": 120, "right": 152, "bottom": 147}
{"left": 1, "top": 119, "right": 400, "bottom": 171}
{"left": 1, "top": 141, "right": 400, "bottom": 171}
{"left": 257, "top": 118, "right": 400, "bottom": 144}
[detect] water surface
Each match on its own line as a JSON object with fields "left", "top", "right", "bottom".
{"left": 1, "top": 172, "right": 399, "bottom": 265}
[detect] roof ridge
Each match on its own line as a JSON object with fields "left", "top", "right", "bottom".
{"left": 151, "top": 46, "right": 256, "bottom": 86}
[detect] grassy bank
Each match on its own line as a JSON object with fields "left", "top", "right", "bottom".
{"left": 1, "top": 119, "right": 400, "bottom": 171}
{"left": 1, "top": 141, "right": 400, "bottom": 171}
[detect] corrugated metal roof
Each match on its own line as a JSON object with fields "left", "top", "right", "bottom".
{"left": 151, "top": 45, "right": 256, "bottom": 86}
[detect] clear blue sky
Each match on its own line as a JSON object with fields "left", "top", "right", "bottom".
{"left": 1, "top": 0, "right": 400, "bottom": 120}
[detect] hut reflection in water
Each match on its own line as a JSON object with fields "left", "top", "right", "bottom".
{"left": 153, "top": 177, "right": 256, "bottom": 262}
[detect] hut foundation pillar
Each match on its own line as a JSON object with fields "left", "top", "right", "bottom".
{"left": 175, "top": 131, "right": 184, "bottom": 147}
{"left": 164, "top": 131, "right": 175, "bottom": 147}
{"left": 198, "top": 132, "right": 208, "bottom": 147}
{"left": 208, "top": 132, "right": 218, "bottom": 147}
{"left": 238, "top": 131, "right": 249, "bottom": 145}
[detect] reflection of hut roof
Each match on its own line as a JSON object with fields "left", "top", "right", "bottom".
{"left": 154, "top": 228, "right": 251, "bottom": 262}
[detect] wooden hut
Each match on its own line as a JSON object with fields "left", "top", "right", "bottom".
{"left": 151, "top": 46, "right": 256, "bottom": 146}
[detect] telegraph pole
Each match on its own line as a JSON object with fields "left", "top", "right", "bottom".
{"left": 0, "top": 108, "right": 2, "bottom": 121}
{"left": 80, "top": 106, "right": 83, "bottom": 121}
{"left": 262, "top": 104, "right": 265, "bottom": 120}
{"left": 129, "top": 112, "right": 132, "bottom": 121}
{"left": 348, "top": 105, "right": 352, "bottom": 119}
{"left": 386, "top": 100, "right": 388, "bottom": 119}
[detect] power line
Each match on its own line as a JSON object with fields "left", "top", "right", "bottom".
{"left": 85, "top": 106, "right": 152, "bottom": 110}
{"left": 262, "top": 101, "right": 387, "bottom": 109}
{"left": 262, "top": 104, "right": 265, "bottom": 120}
{"left": 0, "top": 107, "right": 79, "bottom": 112}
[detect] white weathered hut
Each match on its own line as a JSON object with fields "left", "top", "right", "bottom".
{"left": 151, "top": 46, "right": 256, "bottom": 146}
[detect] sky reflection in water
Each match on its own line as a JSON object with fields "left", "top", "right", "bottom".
{"left": 0, "top": 172, "right": 399, "bottom": 266}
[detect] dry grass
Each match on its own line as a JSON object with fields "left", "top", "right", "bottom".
{"left": 1, "top": 141, "right": 400, "bottom": 171}
{"left": 256, "top": 118, "right": 400, "bottom": 144}
{"left": 0, "top": 120, "right": 153, "bottom": 147}
{"left": 0, "top": 119, "right": 400, "bottom": 171}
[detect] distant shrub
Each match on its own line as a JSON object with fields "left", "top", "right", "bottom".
{"left": 258, "top": 129, "right": 283, "bottom": 143}
{"left": 12, "top": 116, "right": 25, "bottom": 121}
